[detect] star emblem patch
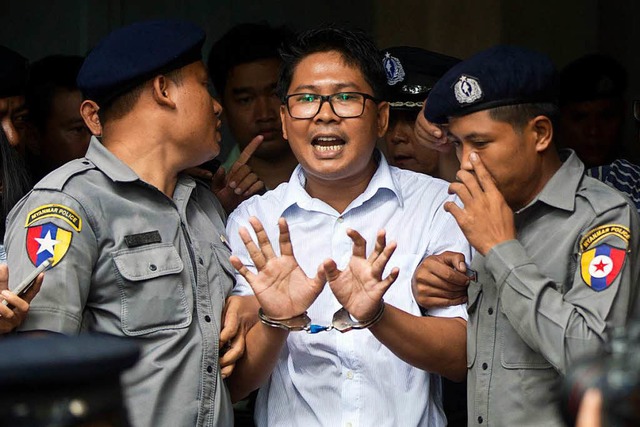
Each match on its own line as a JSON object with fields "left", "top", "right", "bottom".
{"left": 26, "top": 222, "right": 73, "bottom": 267}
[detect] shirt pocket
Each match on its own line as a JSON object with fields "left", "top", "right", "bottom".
{"left": 500, "top": 316, "right": 553, "bottom": 369}
{"left": 466, "top": 283, "right": 482, "bottom": 369}
{"left": 113, "top": 243, "right": 191, "bottom": 336}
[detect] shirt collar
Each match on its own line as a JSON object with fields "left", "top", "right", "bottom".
{"left": 278, "top": 150, "right": 403, "bottom": 217}
{"left": 523, "top": 149, "right": 584, "bottom": 212}
{"left": 85, "top": 136, "right": 140, "bottom": 183}
{"left": 84, "top": 136, "right": 196, "bottom": 191}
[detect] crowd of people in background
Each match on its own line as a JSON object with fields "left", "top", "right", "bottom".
{"left": 0, "top": 16, "right": 639, "bottom": 427}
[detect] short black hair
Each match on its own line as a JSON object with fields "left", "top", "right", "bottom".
{"left": 97, "top": 67, "right": 184, "bottom": 124}
{"left": 487, "top": 102, "right": 559, "bottom": 133}
{"left": 277, "top": 25, "right": 386, "bottom": 101}
{"left": 26, "top": 55, "right": 84, "bottom": 129}
{"left": 208, "top": 22, "right": 292, "bottom": 97}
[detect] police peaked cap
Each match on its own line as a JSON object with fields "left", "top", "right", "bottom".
{"left": 77, "top": 19, "right": 205, "bottom": 105}
{"left": 424, "top": 45, "right": 558, "bottom": 124}
{"left": 382, "top": 46, "right": 460, "bottom": 110}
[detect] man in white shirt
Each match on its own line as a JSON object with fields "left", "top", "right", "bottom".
{"left": 225, "top": 26, "right": 471, "bottom": 427}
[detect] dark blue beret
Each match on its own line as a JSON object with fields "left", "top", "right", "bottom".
{"left": 424, "top": 45, "right": 558, "bottom": 124}
{"left": 382, "top": 46, "right": 460, "bottom": 110}
{"left": 77, "top": 19, "right": 205, "bottom": 105}
{"left": 0, "top": 45, "right": 28, "bottom": 98}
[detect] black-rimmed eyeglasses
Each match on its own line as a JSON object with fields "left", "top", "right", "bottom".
{"left": 284, "top": 92, "right": 380, "bottom": 119}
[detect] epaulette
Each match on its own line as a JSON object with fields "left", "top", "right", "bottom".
{"left": 33, "top": 159, "right": 96, "bottom": 192}
{"left": 579, "top": 175, "right": 630, "bottom": 216}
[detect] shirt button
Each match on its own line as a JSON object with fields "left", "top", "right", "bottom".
{"left": 478, "top": 416, "right": 483, "bottom": 424}
{"left": 488, "top": 307, "right": 494, "bottom": 315}
{"left": 198, "top": 257, "right": 204, "bottom": 265}
{"left": 346, "top": 371, "right": 354, "bottom": 379}
{"left": 346, "top": 423, "right": 352, "bottom": 427}
{"left": 337, "top": 217, "right": 344, "bottom": 223}
{"left": 204, "top": 315, "right": 211, "bottom": 323}
{"left": 206, "top": 366, "right": 213, "bottom": 373}
{"left": 482, "top": 362, "right": 488, "bottom": 370}
{"left": 149, "top": 264, "right": 157, "bottom": 272}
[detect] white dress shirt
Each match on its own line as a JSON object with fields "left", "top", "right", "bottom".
{"left": 228, "top": 154, "right": 471, "bottom": 427}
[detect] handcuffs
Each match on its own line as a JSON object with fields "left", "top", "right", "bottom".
{"left": 258, "top": 302, "right": 385, "bottom": 334}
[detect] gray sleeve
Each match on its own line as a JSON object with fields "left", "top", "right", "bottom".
{"left": 5, "top": 190, "right": 98, "bottom": 334}
{"left": 485, "top": 205, "right": 639, "bottom": 374}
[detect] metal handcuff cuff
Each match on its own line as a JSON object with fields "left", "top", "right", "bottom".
{"left": 258, "top": 302, "right": 385, "bottom": 334}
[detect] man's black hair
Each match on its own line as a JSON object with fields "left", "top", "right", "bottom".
{"left": 208, "top": 22, "right": 293, "bottom": 97}
{"left": 26, "top": 55, "right": 84, "bottom": 130}
{"left": 487, "top": 102, "right": 559, "bottom": 134}
{"left": 277, "top": 25, "right": 386, "bottom": 101}
{"left": 0, "top": 128, "right": 32, "bottom": 239}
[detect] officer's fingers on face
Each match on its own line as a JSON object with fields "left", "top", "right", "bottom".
{"left": 469, "top": 153, "right": 498, "bottom": 193}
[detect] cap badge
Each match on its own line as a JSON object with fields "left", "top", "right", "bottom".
{"left": 454, "top": 75, "right": 483, "bottom": 104}
{"left": 383, "top": 52, "right": 405, "bottom": 86}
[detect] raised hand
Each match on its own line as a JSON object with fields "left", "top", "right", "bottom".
{"left": 322, "top": 229, "right": 399, "bottom": 320}
{"left": 229, "top": 217, "right": 325, "bottom": 319}
{"left": 445, "top": 152, "right": 516, "bottom": 255}
{"left": 414, "top": 101, "right": 453, "bottom": 153}
{"left": 412, "top": 251, "right": 470, "bottom": 309}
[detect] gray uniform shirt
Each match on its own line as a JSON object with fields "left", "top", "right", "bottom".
{"left": 467, "top": 151, "right": 640, "bottom": 427}
{"left": 5, "top": 138, "right": 235, "bottom": 427}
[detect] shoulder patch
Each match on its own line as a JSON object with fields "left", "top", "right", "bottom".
{"left": 580, "top": 243, "right": 626, "bottom": 292}
{"left": 580, "top": 224, "right": 630, "bottom": 251}
{"left": 26, "top": 222, "right": 73, "bottom": 267}
{"left": 25, "top": 204, "right": 82, "bottom": 232}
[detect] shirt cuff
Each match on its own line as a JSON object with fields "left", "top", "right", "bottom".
{"left": 426, "top": 303, "right": 468, "bottom": 321}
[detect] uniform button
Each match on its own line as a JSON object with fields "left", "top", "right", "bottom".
{"left": 198, "top": 257, "right": 204, "bottom": 265}
{"left": 482, "top": 363, "right": 488, "bottom": 370}
{"left": 82, "top": 161, "right": 90, "bottom": 165}
{"left": 346, "top": 371, "right": 354, "bottom": 379}
{"left": 478, "top": 416, "right": 483, "bottom": 424}
{"left": 207, "top": 365, "right": 213, "bottom": 373}
{"left": 204, "top": 315, "right": 211, "bottom": 323}
{"left": 488, "top": 307, "right": 494, "bottom": 315}
{"left": 149, "top": 264, "right": 157, "bottom": 271}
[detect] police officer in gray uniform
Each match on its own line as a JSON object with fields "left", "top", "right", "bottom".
{"left": 5, "top": 20, "right": 235, "bottom": 427}
{"left": 412, "top": 45, "right": 640, "bottom": 426}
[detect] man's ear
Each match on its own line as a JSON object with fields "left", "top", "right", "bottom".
{"left": 376, "top": 101, "right": 390, "bottom": 138}
{"left": 530, "top": 115, "right": 553, "bottom": 153}
{"left": 280, "top": 105, "right": 289, "bottom": 140}
{"left": 79, "top": 100, "right": 102, "bottom": 136}
{"left": 152, "top": 75, "right": 176, "bottom": 108}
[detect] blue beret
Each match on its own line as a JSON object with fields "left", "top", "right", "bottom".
{"left": 0, "top": 45, "right": 28, "bottom": 98}
{"left": 382, "top": 46, "right": 460, "bottom": 110}
{"left": 77, "top": 19, "right": 205, "bottom": 105}
{"left": 424, "top": 45, "right": 558, "bottom": 124}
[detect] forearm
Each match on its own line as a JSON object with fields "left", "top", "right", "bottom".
{"left": 369, "top": 303, "right": 467, "bottom": 381}
{"left": 225, "top": 321, "right": 288, "bottom": 402}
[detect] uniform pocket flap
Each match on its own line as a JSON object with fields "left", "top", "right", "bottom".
{"left": 113, "top": 243, "right": 183, "bottom": 281}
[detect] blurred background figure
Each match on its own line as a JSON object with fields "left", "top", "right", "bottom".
{"left": 381, "top": 46, "right": 465, "bottom": 427}
{"left": 0, "top": 45, "right": 32, "bottom": 157}
{"left": 0, "top": 46, "right": 34, "bottom": 263}
{"left": 381, "top": 46, "right": 460, "bottom": 182}
{"left": 26, "top": 55, "right": 91, "bottom": 180}
{"left": 0, "top": 334, "right": 140, "bottom": 427}
{"left": 208, "top": 22, "right": 298, "bottom": 190}
{"left": 559, "top": 53, "right": 628, "bottom": 168}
